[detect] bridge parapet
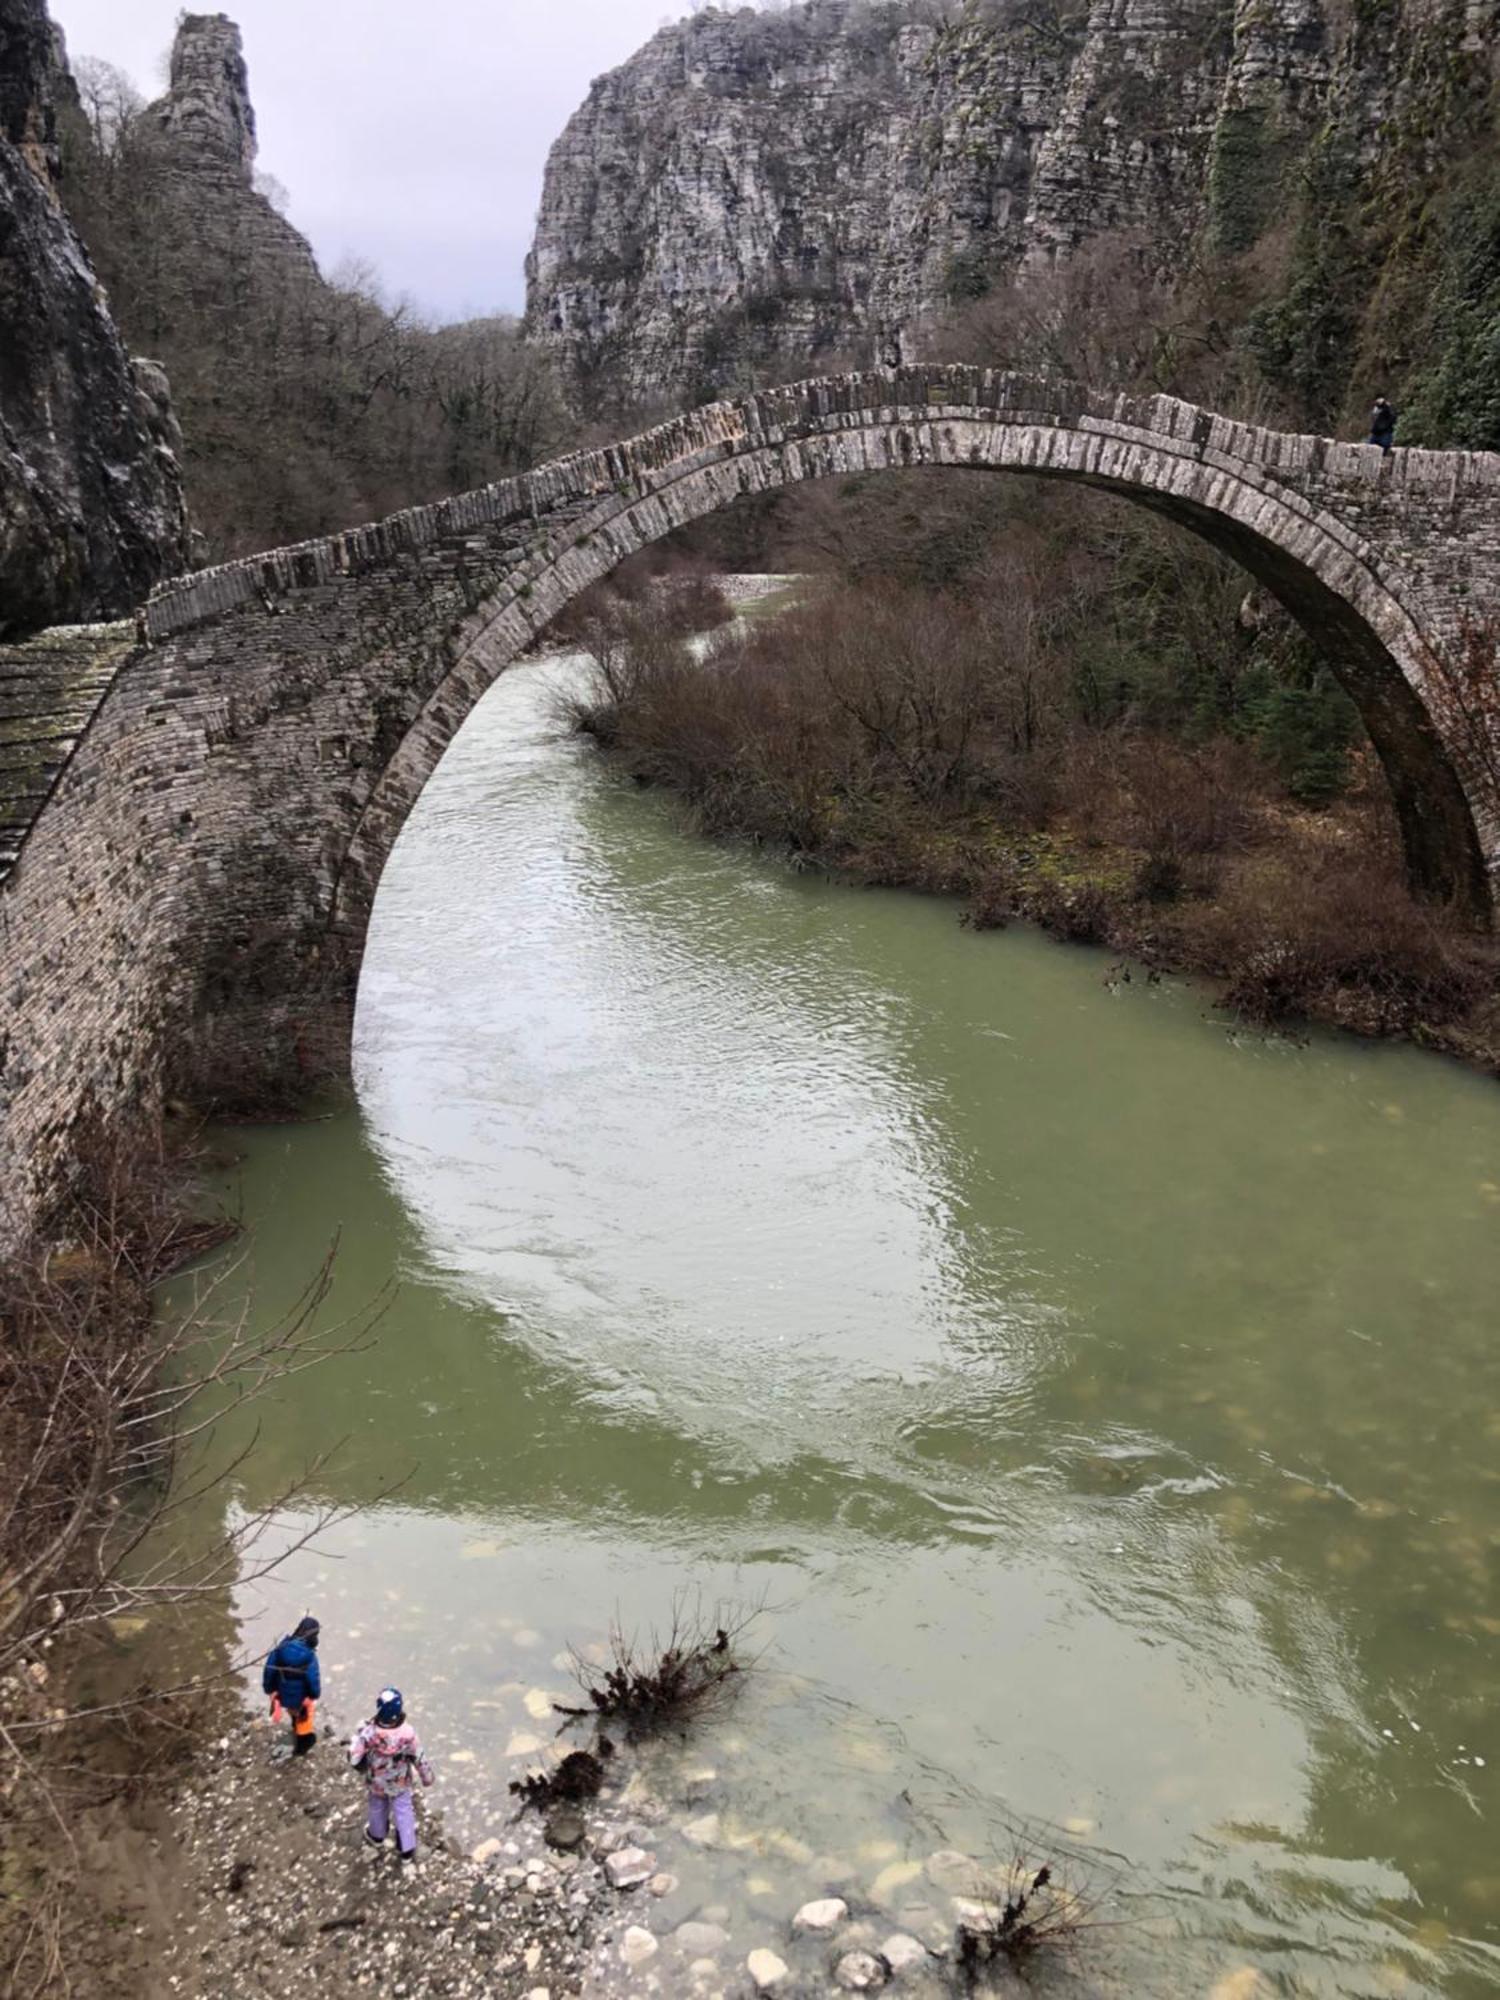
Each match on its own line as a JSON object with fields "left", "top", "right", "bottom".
{"left": 140, "top": 366, "right": 1500, "bottom": 646}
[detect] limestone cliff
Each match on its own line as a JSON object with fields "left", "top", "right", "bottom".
{"left": 58, "top": 12, "right": 559, "bottom": 561}
{"left": 525, "top": 0, "right": 1500, "bottom": 418}
{"left": 0, "top": 0, "right": 188, "bottom": 636}
{"left": 136, "top": 12, "right": 322, "bottom": 286}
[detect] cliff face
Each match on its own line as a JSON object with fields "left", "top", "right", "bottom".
{"left": 136, "top": 12, "right": 322, "bottom": 286}
{"left": 0, "top": 0, "right": 188, "bottom": 636}
{"left": 525, "top": 0, "right": 1500, "bottom": 417}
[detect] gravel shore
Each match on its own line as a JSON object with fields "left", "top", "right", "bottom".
{"left": 158, "top": 1717, "right": 601, "bottom": 1999}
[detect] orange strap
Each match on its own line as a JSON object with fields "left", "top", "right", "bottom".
{"left": 292, "top": 1699, "right": 316, "bottom": 1736}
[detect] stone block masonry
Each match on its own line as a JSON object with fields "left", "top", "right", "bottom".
{"left": 3, "top": 364, "right": 1500, "bottom": 1241}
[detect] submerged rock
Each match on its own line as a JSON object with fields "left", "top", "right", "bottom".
{"left": 603, "top": 1845, "right": 655, "bottom": 1889}
{"left": 747, "top": 1946, "right": 790, "bottom": 1990}
{"left": 620, "top": 1924, "right": 658, "bottom": 1967}
{"left": 1209, "top": 1973, "right": 1276, "bottom": 2000}
{"left": 543, "top": 1807, "right": 587, "bottom": 1852}
{"left": 792, "top": 1897, "right": 848, "bottom": 1933}
{"left": 950, "top": 1896, "right": 1000, "bottom": 1932}
{"left": 674, "top": 1919, "right": 730, "bottom": 1954}
{"left": 880, "top": 1933, "right": 929, "bottom": 1978}
{"left": 680, "top": 1811, "right": 722, "bottom": 1847}
{"left": 835, "top": 1949, "right": 889, "bottom": 1990}
{"left": 924, "top": 1850, "right": 990, "bottom": 1899}
{"left": 869, "top": 1859, "right": 924, "bottom": 1904}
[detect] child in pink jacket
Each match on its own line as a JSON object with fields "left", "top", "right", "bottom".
{"left": 349, "top": 1685, "right": 434, "bottom": 1863}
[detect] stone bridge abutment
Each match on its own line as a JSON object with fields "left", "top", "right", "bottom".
{"left": 4, "top": 365, "right": 1500, "bottom": 1236}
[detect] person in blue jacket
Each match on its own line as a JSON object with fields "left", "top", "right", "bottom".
{"left": 263, "top": 1613, "right": 321, "bottom": 1756}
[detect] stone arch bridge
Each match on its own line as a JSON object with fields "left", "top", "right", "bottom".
{"left": 4, "top": 364, "right": 1500, "bottom": 1232}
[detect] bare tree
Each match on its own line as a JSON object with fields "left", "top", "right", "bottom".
{"left": 0, "top": 1129, "right": 392, "bottom": 1722}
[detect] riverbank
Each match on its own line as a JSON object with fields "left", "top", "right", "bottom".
{"left": 88, "top": 1701, "right": 1107, "bottom": 2000}
{"left": 157, "top": 1716, "right": 601, "bottom": 1999}
{"left": 564, "top": 578, "right": 1500, "bottom": 1076}
{"left": 148, "top": 1710, "right": 1121, "bottom": 2000}
{"left": 794, "top": 804, "right": 1500, "bottom": 1073}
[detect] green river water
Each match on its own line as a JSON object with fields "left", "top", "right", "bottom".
{"left": 174, "top": 640, "right": 1500, "bottom": 1995}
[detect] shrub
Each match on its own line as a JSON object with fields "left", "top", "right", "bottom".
{"left": 1110, "top": 734, "right": 1263, "bottom": 861}
{"left": 552, "top": 1602, "right": 755, "bottom": 1743}
{"left": 1022, "top": 874, "right": 1116, "bottom": 945}
{"left": 510, "top": 1745, "right": 612, "bottom": 1812}
{"left": 1196, "top": 845, "right": 1493, "bottom": 1032}
{"left": 954, "top": 1859, "right": 1095, "bottom": 1978}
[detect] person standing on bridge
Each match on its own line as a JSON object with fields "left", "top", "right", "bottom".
{"left": 1369, "top": 396, "right": 1397, "bottom": 452}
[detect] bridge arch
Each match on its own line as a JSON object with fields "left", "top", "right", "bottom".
{"left": 317, "top": 382, "right": 1493, "bottom": 972}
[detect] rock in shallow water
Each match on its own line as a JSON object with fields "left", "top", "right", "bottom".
{"left": 951, "top": 1896, "right": 1001, "bottom": 1930}
{"left": 544, "top": 1807, "right": 587, "bottom": 1852}
{"left": 1208, "top": 1973, "right": 1276, "bottom": 2000}
{"left": 620, "top": 1924, "right": 658, "bottom": 1967}
{"left": 792, "top": 1896, "right": 848, "bottom": 1933}
{"left": 869, "top": 1859, "right": 925, "bottom": 1903}
{"left": 881, "top": 1933, "right": 929, "bottom": 1978}
{"left": 747, "top": 1946, "right": 790, "bottom": 1989}
{"left": 674, "top": 1920, "right": 730, "bottom": 1955}
{"left": 603, "top": 1845, "right": 655, "bottom": 1889}
{"left": 924, "top": 1849, "right": 990, "bottom": 1898}
{"left": 836, "top": 1949, "right": 889, "bottom": 1990}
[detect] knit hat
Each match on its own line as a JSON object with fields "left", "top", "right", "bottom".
{"left": 374, "top": 1686, "right": 404, "bottom": 1727}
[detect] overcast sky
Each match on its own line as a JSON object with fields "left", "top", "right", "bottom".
{"left": 52, "top": 0, "right": 695, "bottom": 321}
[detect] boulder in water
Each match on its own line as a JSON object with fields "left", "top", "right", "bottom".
{"left": 880, "top": 1934, "right": 929, "bottom": 1978}
{"left": 674, "top": 1920, "right": 730, "bottom": 1954}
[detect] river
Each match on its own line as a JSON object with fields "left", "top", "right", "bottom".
{"left": 174, "top": 629, "right": 1500, "bottom": 1995}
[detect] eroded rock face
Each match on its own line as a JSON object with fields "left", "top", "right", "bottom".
{"left": 150, "top": 8, "right": 258, "bottom": 171}
{"left": 527, "top": 0, "right": 1068, "bottom": 407}
{"left": 0, "top": 0, "right": 189, "bottom": 635}
{"left": 524, "top": 0, "right": 1491, "bottom": 412}
{"left": 138, "top": 11, "right": 321, "bottom": 284}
